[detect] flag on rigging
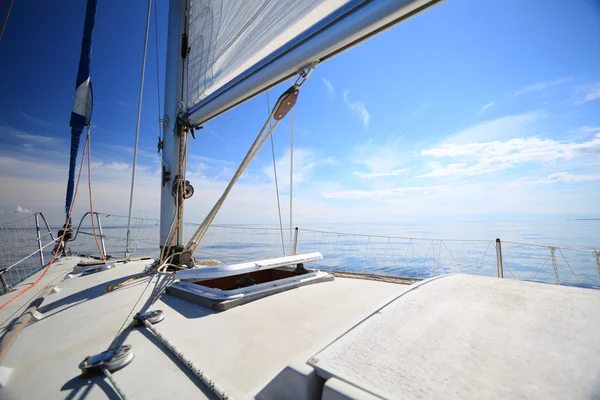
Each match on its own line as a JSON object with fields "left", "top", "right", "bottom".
{"left": 65, "top": 0, "right": 97, "bottom": 216}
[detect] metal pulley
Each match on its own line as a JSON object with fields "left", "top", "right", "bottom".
{"left": 135, "top": 310, "right": 164, "bottom": 325}
{"left": 183, "top": 180, "right": 194, "bottom": 199}
{"left": 172, "top": 177, "right": 194, "bottom": 199}
{"left": 79, "top": 345, "right": 134, "bottom": 375}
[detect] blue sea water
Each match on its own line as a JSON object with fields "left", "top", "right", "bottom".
{"left": 2, "top": 217, "right": 599, "bottom": 292}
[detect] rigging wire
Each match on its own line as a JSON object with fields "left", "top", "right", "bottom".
{"left": 153, "top": 0, "right": 163, "bottom": 159}
{"left": 266, "top": 91, "right": 286, "bottom": 255}
{"left": 125, "top": 0, "right": 153, "bottom": 257}
{"left": 182, "top": 65, "right": 314, "bottom": 260}
{"left": 289, "top": 88, "right": 294, "bottom": 253}
{"left": 0, "top": 0, "right": 14, "bottom": 40}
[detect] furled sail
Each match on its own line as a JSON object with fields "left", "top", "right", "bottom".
{"left": 184, "top": 0, "right": 442, "bottom": 126}
{"left": 65, "top": 0, "right": 97, "bottom": 216}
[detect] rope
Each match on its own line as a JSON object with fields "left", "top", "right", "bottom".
{"left": 183, "top": 67, "right": 314, "bottom": 259}
{"left": 103, "top": 368, "right": 128, "bottom": 399}
{"left": 86, "top": 127, "right": 105, "bottom": 260}
{"left": 184, "top": 110, "right": 282, "bottom": 256}
{"left": 266, "top": 91, "right": 285, "bottom": 255}
{"left": 161, "top": 130, "right": 186, "bottom": 262}
{"left": 126, "top": 0, "right": 152, "bottom": 257}
{"left": 0, "top": 132, "right": 89, "bottom": 311}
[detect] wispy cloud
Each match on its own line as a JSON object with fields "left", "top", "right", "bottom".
{"left": 537, "top": 172, "right": 600, "bottom": 184}
{"left": 479, "top": 102, "right": 495, "bottom": 114}
{"left": 322, "top": 185, "right": 446, "bottom": 199}
{"left": 343, "top": 90, "right": 370, "bottom": 129}
{"left": 322, "top": 78, "right": 334, "bottom": 96}
{"left": 15, "top": 132, "right": 56, "bottom": 143}
{"left": 442, "top": 112, "right": 541, "bottom": 144}
{"left": 260, "top": 148, "right": 335, "bottom": 190}
{"left": 20, "top": 111, "right": 53, "bottom": 127}
{"left": 352, "top": 169, "right": 408, "bottom": 179}
{"left": 574, "top": 82, "right": 600, "bottom": 104}
{"left": 513, "top": 77, "right": 572, "bottom": 97}
{"left": 0, "top": 124, "right": 58, "bottom": 144}
{"left": 412, "top": 102, "right": 428, "bottom": 116}
{"left": 353, "top": 139, "right": 408, "bottom": 175}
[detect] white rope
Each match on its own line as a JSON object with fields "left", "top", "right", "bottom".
{"left": 266, "top": 91, "right": 286, "bottom": 255}
{"left": 126, "top": 0, "right": 152, "bottom": 257}
{"left": 183, "top": 66, "right": 314, "bottom": 258}
{"left": 184, "top": 112, "right": 282, "bottom": 254}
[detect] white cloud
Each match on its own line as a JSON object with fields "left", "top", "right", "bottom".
{"left": 514, "top": 77, "right": 572, "bottom": 97}
{"left": 343, "top": 90, "right": 370, "bottom": 129}
{"left": 322, "top": 78, "right": 334, "bottom": 96}
{"left": 14, "top": 205, "right": 31, "bottom": 214}
{"left": 442, "top": 112, "right": 541, "bottom": 145}
{"left": 479, "top": 102, "right": 494, "bottom": 114}
{"left": 419, "top": 133, "right": 600, "bottom": 178}
{"left": 537, "top": 172, "right": 600, "bottom": 184}
{"left": 322, "top": 185, "right": 446, "bottom": 199}
{"left": 0, "top": 209, "right": 4, "bottom": 215}
{"left": 575, "top": 82, "right": 600, "bottom": 104}
{"left": 352, "top": 169, "right": 408, "bottom": 179}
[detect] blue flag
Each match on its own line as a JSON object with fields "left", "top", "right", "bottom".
{"left": 65, "top": 0, "right": 97, "bottom": 217}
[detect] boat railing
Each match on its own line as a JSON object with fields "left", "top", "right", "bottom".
{"left": 67, "top": 213, "right": 600, "bottom": 289}
{"left": 294, "top": 228, "right": 600, "bottom": 288}
{"left": 0, "top": 212, "right": 56, "bottom": 295}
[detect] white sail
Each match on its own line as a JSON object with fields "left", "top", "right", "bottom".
{"left": 184, "top": 0, "right": 442, "bottom": 126}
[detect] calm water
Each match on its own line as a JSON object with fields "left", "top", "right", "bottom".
{"left": 2, "top": 219, "right": 599, "bottom": 291}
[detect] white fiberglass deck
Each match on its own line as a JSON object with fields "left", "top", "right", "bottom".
{"left": 1, "top": 255, "right": 599, "bottom": 399}
{"left": 311, "top": 274, "right": 600, "bottom": 399}
{"left": 0, "top": 255, "right": 407, "bottom": 399}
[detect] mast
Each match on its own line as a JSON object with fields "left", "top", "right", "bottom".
{"left": 160, "top": 0, "right": 186, "bottom": 250}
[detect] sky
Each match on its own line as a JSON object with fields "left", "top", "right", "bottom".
{"left": 0, "top": 0, "right": 599, "bottom": 226}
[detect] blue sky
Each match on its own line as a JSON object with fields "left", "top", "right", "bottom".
{"left": 0, "top": 0, "right": 599, "bottom": 225}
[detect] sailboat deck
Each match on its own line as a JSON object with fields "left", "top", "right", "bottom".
{"left": 0, "top": 256, "right": 408, "bottom": 399}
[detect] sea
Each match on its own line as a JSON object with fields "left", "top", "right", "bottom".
{"left": 1, "top": 216, "right": 599, "bottom": 293}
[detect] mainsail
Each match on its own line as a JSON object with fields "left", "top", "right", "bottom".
{"left": 183, "top": 0, "right": 442, "bottom": 126}
{"left": 65, "top": 0, "right": 97, "bottom": 216}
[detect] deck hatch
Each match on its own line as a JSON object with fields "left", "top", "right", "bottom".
{"left": 167, "top": 253, "right": 333, "bottom": 311}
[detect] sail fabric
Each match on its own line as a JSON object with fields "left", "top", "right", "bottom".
{"left": 185, "top": 0, "right": 348, "bottom": 110}
{"left": 65, "top": 0, "right": 97, "bottom": 216}
{"left": 183, "top": 0, "right": 441, "bottom": 126}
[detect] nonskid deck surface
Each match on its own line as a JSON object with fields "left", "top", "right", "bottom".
{"left": 0, "top": 255, "right": 408, "bottom": 399}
